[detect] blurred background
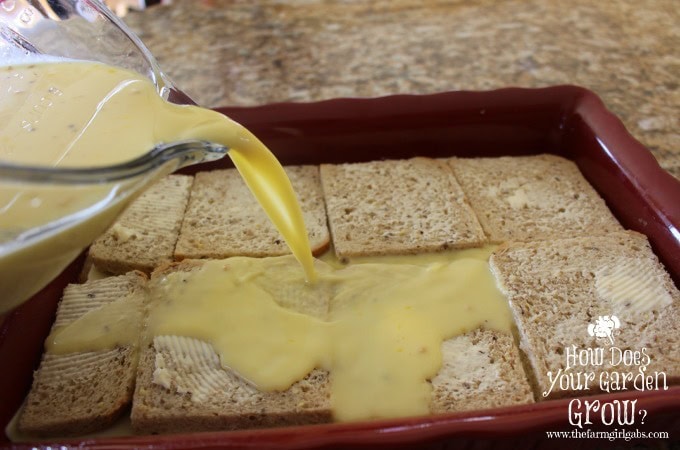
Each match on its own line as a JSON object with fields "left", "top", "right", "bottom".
{"left": 106, "top": 0, "right": 678, "bottom": 180}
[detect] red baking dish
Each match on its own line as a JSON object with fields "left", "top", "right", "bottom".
{"left": 1, "top": 86, "right": 679, "bottom": 448}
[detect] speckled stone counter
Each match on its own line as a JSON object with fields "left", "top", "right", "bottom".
{"left": 124, "top": 0, "right": 679, "bottom": 178}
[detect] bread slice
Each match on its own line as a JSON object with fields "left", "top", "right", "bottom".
{"left": 89, "top": 174, "right": 194, "bottom": 274}
{"left": 174, "top": 166, "right": 330, "bottom": 260}
{"left": 132, "top": 336, "right": 331, "bottom": 434}
{"left": 131, "top": 260, "right": 333, "bottom": 434}
{"left": 448, "top": 154, "right": 623, "bottom": 243}
{"left": 18, "top": 272, "right": 148, "bottom": 437}
{"left": 489, "top": 231, "right": 680, "bottom": 400}
{"left": 431, "top": 329, "right": 534, "bottom": 412}
{"left": 320, "top": 157, "right": 486, "bottom": 261}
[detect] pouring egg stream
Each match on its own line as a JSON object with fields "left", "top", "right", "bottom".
{"left": 3, "top": 60, "right": 513, "bottom": 423}
{"left": 0, "top": 60, "right": 315, "bottom": 311}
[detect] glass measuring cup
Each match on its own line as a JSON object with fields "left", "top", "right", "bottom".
{"left": 0, "top": 0, "right": 229, "bottom": 312}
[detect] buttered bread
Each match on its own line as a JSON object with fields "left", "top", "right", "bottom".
{"left": 18, "top": 272, "right": 148, "bottom": 437}
{"left": 89, "top": 175, "right": 194, "bottom": 275}
{"left": 448, "top": 155, "right": 623, "bottom": 243}
{"left": 490, "top": 231, "right": 680, "bottom": 400}
{"left": 320, "top": 157, "right": 486, "bottom": 261}
{"left": 175, "top": 165, "right": 330, "bottom": 260}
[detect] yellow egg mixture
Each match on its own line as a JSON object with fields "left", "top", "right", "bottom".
{"left": 47, "top": 248, "right": 511, "bottom": 422}
{"left": 1, "top": 61, "right": 513, "bottom": 426}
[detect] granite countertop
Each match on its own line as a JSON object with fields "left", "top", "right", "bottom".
{"left": 124, "top": 0, "right": 679, "bottom": 179}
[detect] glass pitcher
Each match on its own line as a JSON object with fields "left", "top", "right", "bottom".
{"left": 0, "top": 0, "right": 229, "bottom": 312}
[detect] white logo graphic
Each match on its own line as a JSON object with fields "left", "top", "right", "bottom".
{"left": 587, "top": 315, "right": 621, "bottom": 344}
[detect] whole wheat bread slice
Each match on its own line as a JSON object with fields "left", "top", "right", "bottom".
{"left": 320, "top": 157, "right": 485, "bottom": 261}
{"left": 132, "top": 336, "right": 332, "bottom": 434}
{"left": 174, "top": 165, "right": 330, "bottom": 260}
{"left": 448, "top": 154, "right": 623, "bottom": 243}
{"left": 18, "top": 272, "right": 148, "bottom": 437}
{"left": 131, "top": 260, "right": 333, "bottom": 434}
{"left": 431, "top": 328, "right": 534, "bottom": 412}
{"left": 89, "top": 174, "right": 194, "bottom": 274}
{"left": 490, "top": 231, "right": 680, "bottom": 400}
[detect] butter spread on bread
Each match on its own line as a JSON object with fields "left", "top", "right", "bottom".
{"left": 449, "top": 154, "right": 623, "bottom": 243}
